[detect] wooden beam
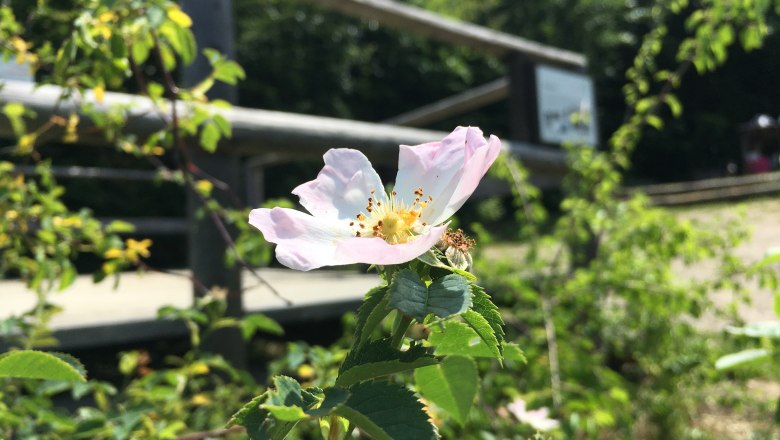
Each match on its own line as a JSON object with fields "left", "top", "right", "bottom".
{"left": 305, "top": 0, "right": 586, "bottom": 68}
{"left": 0, "top": 80, "right": 567, "bottom": 174}
{"left": 382, "top": 77, "right": 509, "bottom": 127}
{"left": 16, "top": 165, "right": 166, "bottom": 181}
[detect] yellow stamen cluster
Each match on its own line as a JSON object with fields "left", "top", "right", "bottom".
{"left": 350, "top": 188, "right": 432, "bottom": 244}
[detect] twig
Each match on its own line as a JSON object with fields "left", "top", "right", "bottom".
{"left": 148, "top": 33, "right": 290, "bottom": 306}
{"left": 189, "top": 178, "right": 292, "bottom": 306}
{"left": 176, "top": 425, "right": 244, "bottom": 440}
{"left": 540, "top": 294, "right": 562, "bottom": 412}
{"left": 137, "top": 261, "right": 210, "bottom": 296}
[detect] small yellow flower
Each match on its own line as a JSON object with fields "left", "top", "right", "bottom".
{"left": 103, "top": 248, "right": 123, "bottom": 259}
{"left": 126, "top": 238, "right": 152, "bottom": 262}
{"left": 10, "top": 36, "right": 28, "bottom": 53}
{"left": 189, "top": 362, "right": 210, "bottom": 375}
{"left": 93, "top": 85, "right": 105, "bottom": 104}
{"left": 5, "top": 210, "right": 18, "bottom": 221}
{"left": 0, "top": 233, "right": 9, "bottom": 247}
{"left": 190, "top": 394, "right": 210, "bottom": 406}
{"left": 195, "top": 179, "right": 213, "bottom": 197}
{"left": 296, "top": 364, "right": 316, "bottom": 380}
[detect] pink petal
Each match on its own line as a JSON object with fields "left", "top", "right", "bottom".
{"left": 394, "top": 127, "right": 501, "bottom": 226}
{"left": 335, "top": 225, "right": 447, "bottom": 266}
{"left": 248, "top": 207, "right": 355, "bottom": 271}
{"left": 292, "top": 149, "right": 386, "bottom": 221}
{"left": 432, "top": 134, "right": 501, "bottom": 225}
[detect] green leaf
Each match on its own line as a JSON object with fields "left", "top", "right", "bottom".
{"left": 353, "top": 285, "right": 389, "bottom": 346}
{"left": 461, "top": 310, "right": 501, "bottom": 360}
{"left": 200, "top": 122, "right": 220, "bottom": 152}
{"left": 334, "top": 381, "right": 437, "bottom": 440}
{"left": 414, "top": 356, "right": 477, "bottom": 426}
{"left": 388, "top": 270, "right": 472, "bottom": 321}
{"left": 227, "top": 393, "right": 271, "bottom": 439}
{"left": 336, "top": 339, "right": 436, "bottom": 387}
{"left": 58, "top": 263, "right": 77, "bottom": 291}
{"left": 716, "top": 348, "right": 772, "bottom": 370}
{"left": 427, "top": 321, "right": 498, "bottom": 358}
{"left": 470, "top": 285, "right": 505, "bottom": 346}
{"left": 427, "top": 275, "right": 472, "bottom": 318}
{"left": 241, "top": 313, "right": 284, "bottom": 340}
{"left": 501, "top": 342, "right": 527, "bottom": 364}
{"left": 775, "top": 292, "right": 780, "bottom": 317}
{"left": 305, "top": 387, "right": 350, "bottom": 417}
{"left": 263, "top": 405, "right": 307, "bottom": 422}
{"left": 105, "top": 220, "right": 135, "bottom": 233}
{"left": 0, "top": 350, "right": 87, "bottom": 381}
{"left": 664, "top": 94, "right": 682, "bottom": 118}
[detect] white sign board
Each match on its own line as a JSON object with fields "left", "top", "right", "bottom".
{"left": 0, "top": 59, "right": 33, "bottom": 82}
{"left": 535, "top": 65, "right": 597, "bottom": 146}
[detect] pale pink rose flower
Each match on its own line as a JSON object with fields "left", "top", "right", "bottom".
{"left": 249, "top": 126, "right": 501, "bottom": 271}
{"left": 506, "top": 398, "right": 560, "bottom": 432}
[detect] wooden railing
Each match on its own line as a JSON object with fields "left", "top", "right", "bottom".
{"left": 0, "top": 1, "right": 586, "bottom": 353}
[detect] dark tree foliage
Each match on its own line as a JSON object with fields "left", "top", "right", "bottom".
{"left": 234, "top": 0, "right": 780, "bottom": 182}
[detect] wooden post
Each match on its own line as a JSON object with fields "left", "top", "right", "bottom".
{"left": 507, "top": 54, "right": 539, "bottom": 144}
{"left": 182, "top": 0, "right": 246, "bottom": 368}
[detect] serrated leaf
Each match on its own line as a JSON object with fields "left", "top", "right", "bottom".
{"left": 427, "top": 275, "right": 472, "bottom": 318}
{"left": 501, "top": 342, "right": 527, "bottom": 364}
{"left": 427, "top": 321, "right": 498, "bottom": 358}
{"left": 0, "top": 350, "right": 86, "bottom": 381}
{"left": 389, "top": 270, "right": 471, "bottom": 321}
{"left": 336, "top": 339, "right": 436, "bottom": 387}
{"left": 353, "top": 285, "right": 389, "bottom": 346}
{"left": 306, "top": 387, "right": 350, "bottom": 417}
{"left": 716, "top": 348, "right": 772, "bottom": 370}
{"left": 229, "top": 376, "right": 321, "bottom": 439}
{"left": 415, "top": 356, "right": 477, "bottom": 426}
{"left": 334, "top": 381, "right": 437, "bottom": 440}
{"left": 470, "top": 285, "right": 504, "bottom": 346}
{"left": 461, "top": 310, "right": 501, "bottom": 360}
{"left": 263, "top": 405, "right": 306, "bottom": 422}
{"left": 227, "top": 393, "right": 271, "bottom": 439}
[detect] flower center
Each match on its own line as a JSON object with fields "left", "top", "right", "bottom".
{"left": 350, "top": 188, "right": 432, "bottom": 244}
